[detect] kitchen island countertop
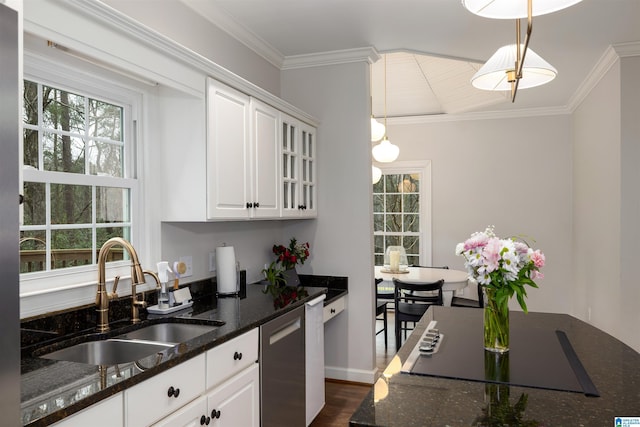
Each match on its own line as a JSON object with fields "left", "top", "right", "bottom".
{"left": 350, "top": 306, "right": 640, "bottom": 426}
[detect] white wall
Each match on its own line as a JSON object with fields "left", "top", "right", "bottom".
{"left": 281, "top": 62, "right": 377, "bottom": 383}
{"left": 572, "top": 61, "right": 621, "bottom": 337}
{"left": 574, "top": 54, "right": 640, "bottom": 353}
{"left": 386, "top": 115, "right": 574, "bottom": 314}
{"left": 102, "top": 0, "right": 281, "bottom": 96}
{"left": 619, "top": 56, "right": 640, "bottom": 352}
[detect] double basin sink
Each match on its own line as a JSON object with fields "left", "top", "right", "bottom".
{"left": 41, "top": 320, "right": 222, "bottom": 366}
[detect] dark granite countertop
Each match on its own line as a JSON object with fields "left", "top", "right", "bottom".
{"left": 350, "top": 306, "right": 640, "bottom": 426}
{"left": 20, "top": 282, "right": 334, "bottom": 426}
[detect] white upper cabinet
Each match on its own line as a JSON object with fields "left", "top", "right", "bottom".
{"left": 206, "top": 78, "right": 281, "bottom": 220}
{"left": 206, "top": 79, "right": 252, "bottom": 219}
{"left": 249, "top": 98, "right": 280, "bottom": 218}
{"left": 164, "top": 77, "right": 316, "bottom": 222}
{"left": 281, "top": 114, "right": 317, "bottom": 218}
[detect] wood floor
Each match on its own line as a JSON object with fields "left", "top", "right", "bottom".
{"left": 310, "top": 310, "right": 399, "bottom": 427}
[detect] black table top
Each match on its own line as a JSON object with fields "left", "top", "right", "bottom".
{"left": 350, "top": 306, "right": 640, "bottom": 426}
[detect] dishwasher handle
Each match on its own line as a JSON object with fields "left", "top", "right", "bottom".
{"left": 268, "top": 316, "right": 301, "bottom": 346}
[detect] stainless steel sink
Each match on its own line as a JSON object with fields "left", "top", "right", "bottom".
{"left": 115, "top": 323, "right": 217, "bottom": 344}
{"left": 42, "top": 339, "right": 173, "bottom": 365}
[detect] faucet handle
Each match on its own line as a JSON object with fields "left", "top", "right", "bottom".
{"left": 109, "top": 276, "right": 120, "bottom": 299}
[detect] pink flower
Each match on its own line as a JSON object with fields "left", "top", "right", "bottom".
{"left": 464, "top": 233, "right": 489, "bottom": 251}
{"left": 532, "top": 270, "right": 544, "bottom": 280}
{"left": 514, "top": 241, "right": 529, "bottom": 257}
{"left": 530, "top": 250, "right": 545, "bottom": 268}
{"left": 482, "top": 237, "right": 502, "bottom": 272}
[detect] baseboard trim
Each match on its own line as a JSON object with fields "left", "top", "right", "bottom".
{"left": 324, "top": 365, "right": 376, "bottom": 384}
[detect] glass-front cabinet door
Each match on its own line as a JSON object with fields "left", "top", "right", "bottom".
{"left": 280, "top": 113, "right": 317, "bottom": 218}
{"left": 299, "top": 122, "right": 316, "bottom": 217}
{"left": 281, "top": 114, "right": 299, "bottom": 216}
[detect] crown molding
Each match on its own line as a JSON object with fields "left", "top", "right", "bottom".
{"left": 567, "top": 41, "right": 640, "bottom": 112}
{"left": 386, "top": 105, "right": 571, "bottom": 125}
{"left": 56, "top": 0, "right": 318, "bottom": 125}
{"left": 612, "top": 40, "right": 640, "bottom": 58}
{"left": 177, "top": 0, "right": 284, "bottom": 69}
{"left": 282, "top": 47, "right": 380, "bottom": 70}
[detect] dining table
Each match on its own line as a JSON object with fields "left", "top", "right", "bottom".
{"left": 374, "top": 266, "right": 469, "bottom": 306}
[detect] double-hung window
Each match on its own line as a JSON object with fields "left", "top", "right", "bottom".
{"left": 373, "top": 162, "right": 431, "bottom": 267}
{"left": 20, "top": 78, "right": 137, "bottom": 277}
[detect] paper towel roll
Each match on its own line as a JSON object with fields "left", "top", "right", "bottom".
{"left": 216, "top": 246, "right": 237, "bottom": 295}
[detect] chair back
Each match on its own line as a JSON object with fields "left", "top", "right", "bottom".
{"left": 375, "top": 277, "right": 394, "bottom": 300}
{"left": 393, "top": 278, "right": 444, "bottom": 316}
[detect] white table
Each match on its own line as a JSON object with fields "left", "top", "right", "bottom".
{"left": 375, "top": 266, "right": 469, "bottom": 306}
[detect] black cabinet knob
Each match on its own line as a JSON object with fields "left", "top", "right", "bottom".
{"left": 330, "top": 308, "right": 336, "bottom": 314}
{"left": 167, "top": 386, "right": 180, "bottom": 398}
{"left": 246, "top": 202, "right": 252, "bottom": 209}
{"left": 233, "top": 351, "right": 243, "bottom": 360}
{"left": 254, "top": 202, "right": 260, "bottom": 208}
{"left": 211, "top": 409, "right": 221, "bottom": 419}
{"left": 200, "top": 415, "right": 210, "bottom": 425}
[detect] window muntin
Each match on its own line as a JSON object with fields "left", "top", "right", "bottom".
{"left": 373, "top": 173, "right": 422, "bottom": 266}
{"left": 20, "top": 79, "right": 134, "bottom": 275}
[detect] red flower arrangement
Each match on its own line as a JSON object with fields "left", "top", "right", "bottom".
{"left": 273, "top": 237, "right": 310, "bottom": 270}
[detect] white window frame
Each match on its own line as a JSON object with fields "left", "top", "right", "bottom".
{"left": 20, "top": 51, "right": 145, "bottom": 310}
{"left": 374, "top": 160, "right": 432, "bottom": 266}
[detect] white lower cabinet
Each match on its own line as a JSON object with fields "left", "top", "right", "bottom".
{"left": 206, "top": 328, "right": 258, "bottom": 389}
{"left": 151, "top": 396, "right": 208, "bottom": 427}
{"left": 323, "top": 295, "right": 346, "bottom": 323}
{"left": 206, "top": 364, "right": 260, "bottom": 427}
{"left": 124, "top": 354, "right": 206, "bottom": 427}
{"left": 51, "top": 394, "right": 123, "bottom": 427}
{"left": 58, "top": 329, "right": 261, "bottom": 427}
{"left": 151, "top": 364, "right": 259, "bottom": 427}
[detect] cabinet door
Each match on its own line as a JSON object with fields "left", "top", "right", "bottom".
{"left": 250, "top": 99, "right": 280, "bottom": 218}
{"left": 206, "top": 364, "right": 260, "bottom": 427}
{"left": 51, "top": 394, "right": 123, "bottom": 427}
{"left": 299, "top": 122, "right": 317, "bottom": 218}
{"left": 280, "top": 114, "right": 300, "bottom": 218}
{"left": 151, "top": 396, "right": 208, "bottom": 427}
{"left": 207, "top": 78, "right": 251, "bottom": 219}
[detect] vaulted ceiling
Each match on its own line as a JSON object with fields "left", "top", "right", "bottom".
{"left": 180, "top": 0, "right": 640, "bottom": 116}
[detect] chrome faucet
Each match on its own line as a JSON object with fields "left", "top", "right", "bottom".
{"left": 96, "top": 237, "right": 145, "bottom": 332}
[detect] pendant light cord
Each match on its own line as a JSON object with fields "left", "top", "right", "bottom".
{"left": 384, "top": 54, "right": 388, "bottom": 131}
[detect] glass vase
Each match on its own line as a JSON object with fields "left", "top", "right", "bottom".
{"left": 483, "top": 288, "right": 510, "bottom": 353}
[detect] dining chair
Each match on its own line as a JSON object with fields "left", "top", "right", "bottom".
{"left": 393, "top": 278, "right": 444, "bottom": 351}
{"left": 451, "top": 280, "right": 484, "bottom": 308}
{"left": 375, "top": 278, "right": 389, "bottom": 348}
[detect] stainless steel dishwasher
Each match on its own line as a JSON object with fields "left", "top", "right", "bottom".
{"left": 260, "top": 305, "right": 305, "bottom": 426}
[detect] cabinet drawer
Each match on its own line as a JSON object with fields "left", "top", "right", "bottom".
{"left": 206, "top": 328, "right": 258, "bottom": 389}
{"left": 125, "top": 354, "right": 206, "bottom": 427}
{"left": 323, "top": 296, "right": 346, "bottom": 323}
{"left": 52, "top": 394, "right": 123, "bottom": 427}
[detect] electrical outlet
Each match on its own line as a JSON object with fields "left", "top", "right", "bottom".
{"left": 209, "top": 252, "right": 216, "bottom": 273}
{"left": 180, "top": 255, "right": 193, "bottom": 277}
